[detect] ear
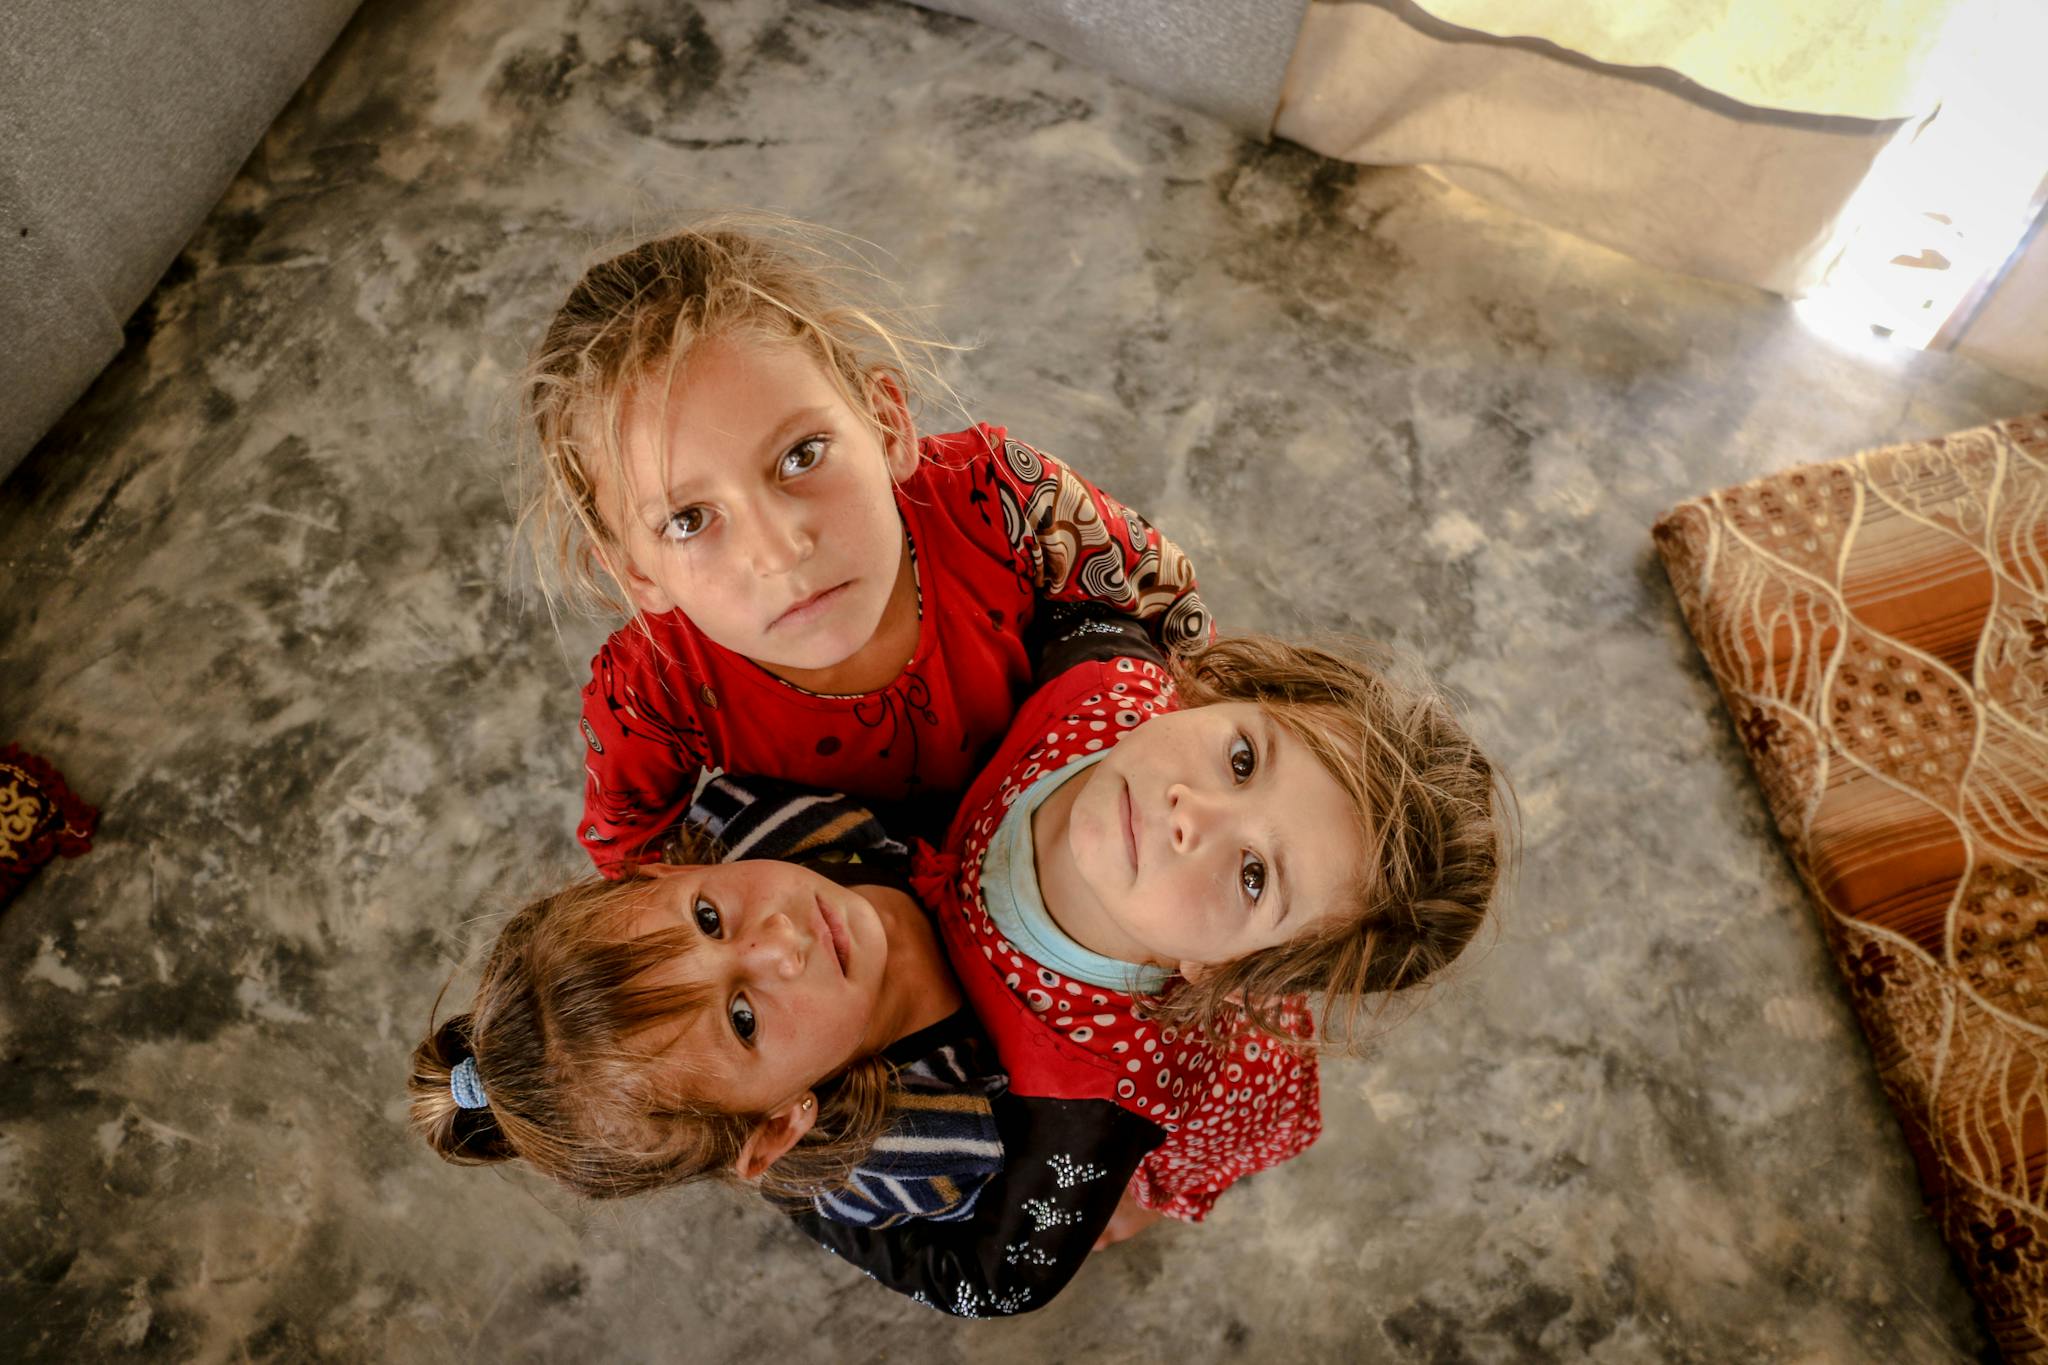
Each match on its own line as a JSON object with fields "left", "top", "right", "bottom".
{"left": 1176, "top": 961, "right": 1248, "bottom": 1007}
{"left": 866, "top": 371, "right": 919, "bottom": 482}
{"left": 580, "top": 449, "right": 679, "bottom": 617}
{"left": 609, "top": 549, "right": 680, "bottom": 618}
{"left": 734, "top": 1093, "right": 819, "bottom": 1181}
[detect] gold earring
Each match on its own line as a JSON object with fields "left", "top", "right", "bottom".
{"left": 800, "top": 1096, "right": 814, "bottom": 1111}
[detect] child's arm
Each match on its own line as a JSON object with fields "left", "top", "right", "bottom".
{"left": 791, "top": 1094, "right": 1164, "bottom": 1318}
{"left": 971, "top": 428, "right": 1214, "bottom": 653}
{"left": 576, "top": 636, "right": 714, "bottom": 876}
{"left": 1024, "top": 603, "right": 1166, "bottom": 688}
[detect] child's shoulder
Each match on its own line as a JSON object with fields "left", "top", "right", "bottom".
{"left": 916, "top": 421, "right": 1007, "bottom": 472}
{"left": 903, "top": 422, "right": 1038, "bottom": 566}
{"left": 581, "top": 614, "right": 718, "bottom": 729}
{"left": 812, "top": 1006, "right": 1009, "bottom": 1228}
{"left": 913, "top": 422, "right": 1070, "bottom": 498}
{"left": 1018, "top": 655, "right": 1179, "bottom": 739}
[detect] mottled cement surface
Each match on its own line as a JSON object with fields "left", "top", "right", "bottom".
{"left": 3, "top": 0, "right": 2043, "bottom": 1360}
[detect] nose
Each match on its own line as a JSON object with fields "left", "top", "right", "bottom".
{"left": 737, "top": 910, "right": 809, "bottom": 981}
{"left": 1166, "top": 782, "right": 1222, "bottom": 853}
{"left": 742, "top": 493, "right": 813, "bottom": 576}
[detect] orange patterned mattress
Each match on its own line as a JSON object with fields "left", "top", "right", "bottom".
{"left": 1655, "top": 412, "right": 2048, "bottom": 1360}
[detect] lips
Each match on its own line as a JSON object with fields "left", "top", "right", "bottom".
{"left": 815, "top": 896, "right": 850, "bottom": 976}
{"left": 770, "top": 581, "right": 852, "bottom": 631}
{"left": 1121, "top": 779, "right": 1139, "bottom": 873}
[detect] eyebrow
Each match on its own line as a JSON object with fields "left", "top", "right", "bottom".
{"left": 1259, "top": 713, "right": 1293, "bottom": 927}
{"left": 633, "top": 406, "right": 841, "bottom": 522}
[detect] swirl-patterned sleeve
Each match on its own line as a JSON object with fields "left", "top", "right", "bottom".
{"left": 979, "top": 434, "right": 1214, "bottom": 653}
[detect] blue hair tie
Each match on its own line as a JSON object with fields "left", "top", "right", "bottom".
{"left": 449, "top": 1056, "right": 490, "bottom": 1110}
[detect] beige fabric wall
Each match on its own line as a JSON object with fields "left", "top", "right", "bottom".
{"left": 1407, "top": 0, "right": 1959, "bottom": 118}
{"left": 1273, "top": 1, "right": 1909, "bottom": 296}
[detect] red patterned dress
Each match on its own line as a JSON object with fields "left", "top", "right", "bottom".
{"left": 577, "top": 425, "right": 1211, "bottom": 875}
{"left": 910, "top": 657, "right": 1322, "bottom": 1221}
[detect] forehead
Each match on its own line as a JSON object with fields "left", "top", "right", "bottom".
{"left": 623, "top": 335, "right": 842, "bottom": 448}
{"left": 1133, "top": 698, "right": 1256, "bottom": 745}
{"left": 583, "top": 332, "right": 851, "bottom": 513}
{"left": 1265, "top": 709, "right": 1369, "bottom": 914}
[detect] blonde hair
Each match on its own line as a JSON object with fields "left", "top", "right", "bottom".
{"left": 1146, "top": 634, "right": 1513, "bottom": 1052}
{"left": 518, "top": 212, "right": 961, "bottom": 618}
{"left": 408, "top": 833, "right": 896, "bottom": 1202}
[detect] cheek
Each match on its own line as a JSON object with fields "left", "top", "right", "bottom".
{"left": 853, "top": 492, "right": 901, "bottom": 549}
{"left": 833, "top": 460, "right": 900, "bottom": 518}
{"left": 681, "top": 554, "right": 765, "bottom": 611}
{"left": 1152, "top": 861, "right": 1224, "bottom": 926}
{"left": 780, "top": 997, "right": 856, "bottom": 1072}
{"left": 803, "top": 972, "right": 869, "bottom": 1030}
{"left": 1074, "top": 788, "right": 1119, "bottom": 873}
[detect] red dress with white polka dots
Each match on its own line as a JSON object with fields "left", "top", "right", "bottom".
{"left": 909, "top": 657, "right": 1322, "bottom": 1222}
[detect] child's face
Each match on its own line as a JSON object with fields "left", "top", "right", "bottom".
{"left": 1053, "top": 702, "right": 1366, "bottom": 972}
{"left": 625, "top": 860, "right": 898, "bottom": 1116}
{"left": 598, "top": 334, "right": 918, "bottom": 671}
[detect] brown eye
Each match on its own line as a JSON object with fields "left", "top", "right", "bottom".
{"left": 1228, "top": 733, "right": 1256, "bottom": 783}
{"left": 1240, "top": 851, "right": 1266, "bottom": 903}
{"left": 779, "top": 438, "right": 827, "bottom": 478}
{"left": 692, "top": 897, "right": 723, "bottom": 937}
{"left": 662, "top": 506, "right": 712, "bottom": 543}
{"left": 729, "top": 994, "right": 756, "bottom": 1042}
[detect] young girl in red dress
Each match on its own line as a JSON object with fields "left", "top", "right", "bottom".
{"left": 910, "top": 624, "right": 1510, "bottom": 1242}
{"left": 519, "top": 216, "right": 1211, "bottom": 873}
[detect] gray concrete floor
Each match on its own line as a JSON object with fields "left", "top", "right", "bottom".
{"left": 4, "top": 0, "right": 2043, "bottom": 1360}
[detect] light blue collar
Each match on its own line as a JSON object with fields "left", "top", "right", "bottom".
{"left": 978, "top": 750, "right": 1172, "bottom": 995}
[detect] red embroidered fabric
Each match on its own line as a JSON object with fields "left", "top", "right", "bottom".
{"left": 0, "top": 745, "right": 98, "bottom": 906}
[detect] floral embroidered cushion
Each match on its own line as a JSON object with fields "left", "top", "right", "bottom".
{"left": 0, "top": 745, "right": 98, "bottom": 907}
{"left": 1654, "top": 412, "right": 2048, "bottom": 1361}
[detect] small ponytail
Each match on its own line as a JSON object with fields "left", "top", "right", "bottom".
{"left": 407, "top": 1012, "right": 515, "bottom": 1165}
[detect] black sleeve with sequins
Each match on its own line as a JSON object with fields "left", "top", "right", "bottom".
{"left": 789, "top": 1092, "right": 1164, "bottom": 1318}
{"left": 1023, "top": 602, "right": 1166, "bottom": 689}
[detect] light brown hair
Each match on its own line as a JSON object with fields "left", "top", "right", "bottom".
{"left": 517, "top": 212, "right": 960, "bottom": 619}
{"left": 408, "top": 833, "right": 895, "bottom": 1201}
{"left": 1147, "top": 634, "right": 1513, "bottom": 1051}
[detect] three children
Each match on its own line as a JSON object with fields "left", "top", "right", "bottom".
{"left": 411, "top": 216, "right": 1510, "bottom": 1316}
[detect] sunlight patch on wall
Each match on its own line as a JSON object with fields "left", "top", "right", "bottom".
{"left": 1796, "top": 0, "right": 2048, "bottom": 353}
